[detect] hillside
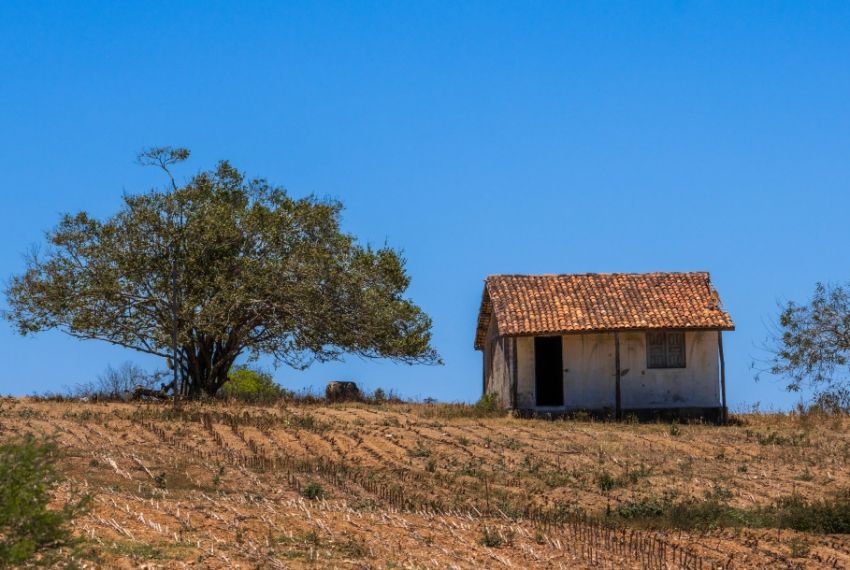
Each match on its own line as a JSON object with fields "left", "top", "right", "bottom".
{"left": 1, "top": 398, "right": 849, "bottom": 569}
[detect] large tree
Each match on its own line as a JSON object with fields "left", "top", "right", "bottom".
{"left": 4, "top": 148, "right": 439, "bottom": 397}
{"left": 764, "top": 282, "right": 850, "bottom": 395}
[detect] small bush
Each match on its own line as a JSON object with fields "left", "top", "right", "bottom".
{"left": 408, "top": 445, "right": 431, "bottom": 458}
{"left": 668, "top": 421, "right": 681, "bottom": 437}
{"left": 301, "top": 482, "right": 325, "bottom": 500}
{"left": 596, "top": 470, "right": 618, "bottom": 493}
{"left": 220, "top": 367, "right": 289, "bottom": 403}
{"left": 0, "top": 435, "right": 90, "bottom": 565}
{"left": 473, "top": 393, "right": 502, "bottom": 417}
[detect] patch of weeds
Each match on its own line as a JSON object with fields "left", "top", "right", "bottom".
{"left": 610, "top": 490, "right": 850, "bottom": 534}
{"left": 154, "top": 472, "right": 167, "bottom": 489}
{"left": 795, "top": 469, "right": 814, "bottom": 482}
{"left": 737, "top": 463, "right": 748, "bottom": 473}
{"left": 596, "top": 470, "right": 618, "bottom": 493}
{"left": 408, "top": 445, "right": 431, "bottom": 458}
{"left": 106, "top": 541, "right": 168, "bottom": 560}
{"left": 543, "top": 471, "right": 572, "bottom": 488}
{"left": 338, "top": 535, "right": 369, "bottom": 558}
{"left": 669, "top": 421, "right": 681, "bottom": 437}
{"left": 503, "top": 437, "right": 523, "bottom": 450}
{"left": 301, "top": 482, "right": 325, "bottom": 500}
{"left": 425, "top": 459, "right": 436, "bottom": 473}
{"left": 479, "top": 526, "right": 503, "bottom": 547}
{"left": 751, "top": 430, "right": 809, "bottom": 447}
{"left": 622, "top": 463, "right": 652, "bottom": 485}
{"left": 705, "top": 485, "right": 734, "bottom": 501}
{"left": 788, "top": 537, "right": 811, "bottom": 558}
{"left": 302, "top": 530, "right": 321, "bottom": 546}
{"left": 457, "top": 436, "right": 470, "bottom": 446}
{"left": 381, "top": 415, "right": 401, "bottom": 427}
{"left": 473, "top": 393, "right": 503, "bottom": 417}
{"left": 522, "top": 454, "right": 542, "bottom": 474}
{"left": 213, "top": 465, "right": 225, "bottom": 488}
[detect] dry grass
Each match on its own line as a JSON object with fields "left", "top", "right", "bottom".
{"left": 1, "top": 397, "right": 849, "bottom": 568}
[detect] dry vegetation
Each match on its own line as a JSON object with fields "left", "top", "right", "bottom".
{"left": 1, "top": 397, "right": 849, "bottom": 569}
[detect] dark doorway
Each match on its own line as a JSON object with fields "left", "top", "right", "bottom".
{"left": 535, "top": 336, "right": 563, "bottom": 406}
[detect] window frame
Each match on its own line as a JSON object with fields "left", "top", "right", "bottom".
{"left": 645, "top": 331, "right": 687, "bottom": 369}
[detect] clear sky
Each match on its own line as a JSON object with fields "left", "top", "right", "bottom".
{"left": 1, "top": 2, "right": 849, "bottom": 408}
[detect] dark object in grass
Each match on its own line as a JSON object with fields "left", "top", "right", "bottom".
{"left": 326, "top": 381, "right": 362, "bottom": 402}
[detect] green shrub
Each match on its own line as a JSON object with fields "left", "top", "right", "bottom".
{"left": 668, "top": 421, "right": 681, "bottom": 437}
{"left": 596, "top": 470, "right": 618, "bottom": 493}
{"left": 220, "top": 367, "right": 289, "bottom": 403}
{"left": 610, "top": 491, "right": 850, "bottom": 534}
{"left": 473, "top": 393, "right": 503, "bottom": 417}
{"left": 0, "top": 435, "right": 90, "bottom": 566}
{"left": 762, "top": 494, "right": 850, "bottom": 533}
{"left": 301, "top": 482, "right": 325, "bottom": 500}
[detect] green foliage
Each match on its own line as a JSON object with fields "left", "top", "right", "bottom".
{"left": 220, "top": 367, "right": 288, "bottom": 402}
{"left": 301, "top": 483, "right": 325, "bottom": 500}
{"left": 610, "top": 491, "right": 850, "bottom": 534}
{"left": 596, "top": 470, "right": 618, "bottom": 493}
{"left": 0, "top": 435, "right": 90, "bottom": 565}
{"left": 668, "top": 421, "right": 681, "bottom": 437}
{"left": 764, "top": 282, "right": 850, "bottom": 394}
{"left": 408, "top": 445, "right": 431, "bottom": 458}
{"left": 5, "top": 147, "right": 440, "bottom": 398}
{"left": 473, "top": 393, "right": 503, "bottom": 417}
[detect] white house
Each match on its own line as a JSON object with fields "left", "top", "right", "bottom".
{"left": 474, "top": 272, "right": 734, "bottom": 420}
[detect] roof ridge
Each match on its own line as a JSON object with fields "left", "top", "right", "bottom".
{"left": 486, "top": 271, "right": 711, "bottom": 279}
{"left": 474, "top": 271, "right": 732, "bottom": 350}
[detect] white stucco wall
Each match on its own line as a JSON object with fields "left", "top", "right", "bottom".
{"left": 516, "top": 336, "right": 535, "bottom": 409}
{"left": 515, "top": 331, "right": 721, "bottom": 410}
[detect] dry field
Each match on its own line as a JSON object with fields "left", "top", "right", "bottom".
{"left": 1, "top": 398, "right": 850, "bottom": 569}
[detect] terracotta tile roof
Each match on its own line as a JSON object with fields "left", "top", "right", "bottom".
{"left": 474, "top": 272, "right": 734, "bottom": 349}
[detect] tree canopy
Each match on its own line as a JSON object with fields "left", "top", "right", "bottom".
{"left": 764, "top": 282, "right": 850, "bottom": 394}
{"left": 4, "top": 147, "right": 440, "bottom": 397}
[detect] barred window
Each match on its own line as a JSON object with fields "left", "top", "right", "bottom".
{"left": 646, "top": 331, "right": 686, "bottom": 368}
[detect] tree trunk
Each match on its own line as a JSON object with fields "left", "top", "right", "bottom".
{"left": 181, "top": 341, "right": 238, "bottom": 398}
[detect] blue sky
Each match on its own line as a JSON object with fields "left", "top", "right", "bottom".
{"left": 1, "top": 2, "right": 849, "bottom": 408}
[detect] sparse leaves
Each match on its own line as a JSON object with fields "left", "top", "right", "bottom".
{"left": 763, "top": 282, "right": 850, "bottom": 394}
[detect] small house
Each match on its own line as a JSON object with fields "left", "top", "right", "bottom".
{"left": 474, "top": 272, "right": 734, "bottom": 420}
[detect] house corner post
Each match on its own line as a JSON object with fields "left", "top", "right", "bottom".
{"left": 511, "top": 337, "right": 518, "bottom": 409}
{"left": 614, "top": 332, "right": 622, "bottom": 420}
{"left": 718, "top": 330, "right": 727, "bottom": 424}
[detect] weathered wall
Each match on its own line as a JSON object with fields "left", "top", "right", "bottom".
{"left": 483, "top": 317, "right": 512, "bottom": 408}
{"left": 516, "top": 336, "right": 535, "bottom": 408}
{"left": 619, "top": 330, "right": 720, "bottom": 408}
{"left": 513, "top": 331, "right": 721, "bottom": 410}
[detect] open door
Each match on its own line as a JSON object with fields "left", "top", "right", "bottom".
{"left": 535, "top": 336, "right": 563, "bottom": 406}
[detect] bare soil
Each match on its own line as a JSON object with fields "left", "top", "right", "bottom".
{"left": 1, "top": 398, "right": 849, "bottom": 569}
